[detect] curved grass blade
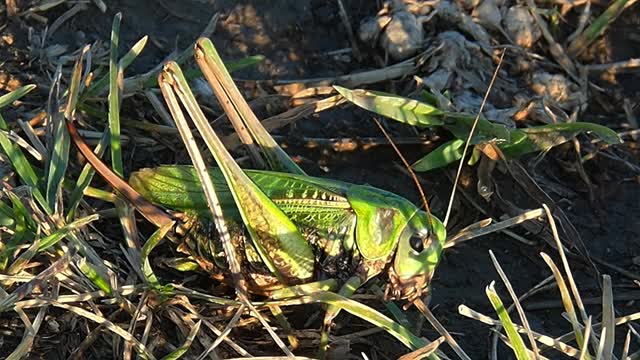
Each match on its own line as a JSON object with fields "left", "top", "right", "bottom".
{"left": 485, "top": 281, "right": 530, "bottom": 360}
{"left": 0, "top": 192, "right": 37, "bottom": 271}
{"left": 0, "top": 85, "right": 37, "bottom": 109}
{"left": 289, "top": 291, "right": 431, "bottom": 354}
{"left": 161, "top": 321, "right": 201, "bottom": 360}
{"left": 141, "top": 220, "right": 175, "bottom": 294}
{"left": 540, "top": 253, "right": 588, "bottom": 357}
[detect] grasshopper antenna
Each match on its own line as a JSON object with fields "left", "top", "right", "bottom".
{"left": 65, "top": 119, "right": 175, "bottom": 229}
{"left": 373, "top": 117, "right": 434, "bottom": 232}
{"left": 443, "top": 49, "right": 506, "bottom": 227}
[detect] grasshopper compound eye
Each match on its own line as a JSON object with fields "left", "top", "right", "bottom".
{"left": 409, "top": 235, "right": 424, "bottom": 253}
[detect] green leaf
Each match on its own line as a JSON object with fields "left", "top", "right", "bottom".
{"left": 486, "top": 282, "right": 530, "bottom": 360}
{"left": 334, "top": 86, "right": 444, "bottom": 126}
{"left": 441, "top": 115, "right": 511, "bottom": 144}
{"left": 412, "top": 139, "right": 465, "bottom": 172}
{"left": 500, "top": 122, "right": 622, "bottom": 158}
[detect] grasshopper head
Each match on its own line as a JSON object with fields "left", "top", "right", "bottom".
{"left": 386, "top": 211, "right": 446, "bottom": 301}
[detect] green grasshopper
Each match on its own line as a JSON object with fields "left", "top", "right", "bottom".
{"left": 67, "top": 38, "right": 446, "bottom": 353}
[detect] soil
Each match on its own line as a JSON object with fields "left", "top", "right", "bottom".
{"left": 0, "top": 0, "right": 639, "bottom": 359}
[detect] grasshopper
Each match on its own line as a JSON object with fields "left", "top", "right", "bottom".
{"left": 66, "top": 38, "right": 447, "bottom": 353}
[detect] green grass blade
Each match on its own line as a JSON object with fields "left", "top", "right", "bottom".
{"left": 108, "top": 13, "right": 124, "bottom": 177}
{"left": 81, "top": 35, "right": 148, "bottom": 100}
{"left": 77, "top": 257, "right": 112, "bottom": 295}
{"left": 412, "top": 139, "right": 465, "bottom": 172}
{"left": 160, "top": 321, "right": 201, "bottom": 360}
{"left": 601, "top": 275, "right": 615, "bottom": 359}
{"left": 0, "top": 192, "right": 36, "bottom": 271}
{"left": 334, "top": 86, "right": 445, "bottom": 126}
{"left": 568, "top": 0, "right": 631, "bottom": 55}
{"left": 540, "top": 253, "right": 588, "bottom": 357}
{"left": 0, "top": 86, "right": 49, "bottom": 213}
{"left": 66, "top": 130, "right": 109, "bottom": 221}
{"left": 299, "top": 291, "right": 430, "bottom": 352}
{"left": 46, "top": 51, "right": 85, "bottom": 212}
{"left": 0, "top": 84, "right": 36, "bottom": 109}
{"left": 38, "top": 214, "right": 99, "bottom": 251}
{"left": 0, "top": 199, "right": 16, "bottom": 227}
{"left": 485, "top": 281, "right": 530, "bottom": 360}
{"left": 141, "top": 220, "right": 175, "bottom": 294}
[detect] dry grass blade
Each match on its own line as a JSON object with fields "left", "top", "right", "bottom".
{"left": 0, "top": 249, "right": 72, "bottom": 312}
{"left": 579, "top": 316, "right": 593, "bottom": 360}
{"left": 5, "top": 304, "right": 46, "bottom": 360}
{"left": 51, "top": 301, "right": 156, "bottom": 359}
{"left": 620, "top": 330, "right": 631, "bottom": 359}
{"left": 397, "top": 336, "right": 445, "bottom": 360}
{"left": 600, "top": 275, "right": 614, "bottom": 360}
{"left": 196, "top": 305, "right": 245, "bottom": 360}
{"left": 413, "top": 298, "right": 471, "bottom": 360}
{"left": 445, "top": 208, "right": 545, "bottom": 248}
{"left": 0, "top": 128, "right": 44, "bottom": 161}
{"left": 162, "top": 320, "right": 202, "bottom": 360}
{"left": 459, "top": 305, "right": 581, "bottom": 357}
{"left": 17, "top": 118, "right": 47, "bottom": 161}
{"left": 542, "top": 205, "right": 592, "bottom": 340}
{"left": 489, "top": 250, "right": 540, "bottom": 358}
{"left": 539, "top": 252, "right": 587, "bottom": 355}
{"left": 443, "top": 49, "right": 505, "bottom": 227}
{"left": 524, "top": 0, "right": 578, "bottom": 79}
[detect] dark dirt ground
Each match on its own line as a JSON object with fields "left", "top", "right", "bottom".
{"left": 1, "top": 0, "right": 639, "bottom": 359}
